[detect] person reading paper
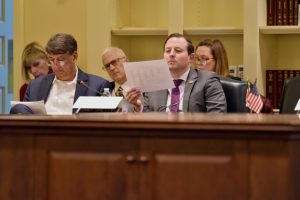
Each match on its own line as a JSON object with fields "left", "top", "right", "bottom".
{"left": 10, "top": 33, "right": 109, "bottom": 114}
{"left": 126, "top": 33, "right": 227, "bottom": 113}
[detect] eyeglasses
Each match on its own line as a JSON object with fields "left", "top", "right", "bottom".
{"left": 49, "top": 60, "right": 65, "bottom": 67}
{"left": 48, "top": 54, "right": 71, "bottom": 67}
{"left": 195, "top": 56, "right": 214, "bottom": 65}
{"left": 102, "top": 57, "right": 126, "bottom": 70}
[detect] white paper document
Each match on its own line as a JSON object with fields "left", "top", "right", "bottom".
{"left": 294, "top": 98, "right": 300, "bottom": 111}
{"left": 73, "top": 96, "right": 123, "bottom": 109}
{"left": 10, "top": 100, "right": 47, "bottom": 114}
{"left": 124, "top": 59, "right": 175, "bottom": 92}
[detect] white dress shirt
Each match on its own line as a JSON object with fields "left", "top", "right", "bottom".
{"left": 45, "top": 69, "right": 78, "bottom": 114}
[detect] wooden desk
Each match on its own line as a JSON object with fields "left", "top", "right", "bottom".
{"left": 1, "top": 113, "right": 300, "bottom": 200}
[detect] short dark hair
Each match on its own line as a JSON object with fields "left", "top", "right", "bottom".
{"left": 163, "top": 33, "right": 194, "bottom": 55}
{"left": 46, "top": 33, "right": 77, "bottom": 54}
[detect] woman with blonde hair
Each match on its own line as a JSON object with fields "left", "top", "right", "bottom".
{"left": 20, "top": 42, "right": 52, "bottom": 100}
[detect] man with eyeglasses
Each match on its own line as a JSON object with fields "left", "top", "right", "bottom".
{"left": 101, "top": 47, "right": 142, "bottom": 112}
{"left": 10, "top": 33, "right": 110, "bottom": 114}
{"left": 126, "top": 33, "right": 227, "bottom": 113}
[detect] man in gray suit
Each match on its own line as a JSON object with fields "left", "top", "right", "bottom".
{"left": 126, "top": 33, "right": 227, "bottom": 113}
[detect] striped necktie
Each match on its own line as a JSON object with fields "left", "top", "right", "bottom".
{"left": 115, "top": 86, "right": 124, "bottom": 97}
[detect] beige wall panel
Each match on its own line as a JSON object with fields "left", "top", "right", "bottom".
{"left": 184, "top": 0, "right": 243, "bottom": 27}
{"left": 13, "top": 0, "right": 24, "bottom": 100}
{"left": 23, "top": 0, "right": 87, "bottom": 70}
{"left": 111, "top": 36, "right": 165, "bottom": 60}
{"left": 260, "top": 35, "right": 278, "bottom": 70}
{"left": 87, "top": 0, "right": 112, "bottom": 79}
{"left": 116, "top": 0, "right": 168, "bottom": 28}
{"left": 277, "top": 36, "right": 300, "bottom": 69}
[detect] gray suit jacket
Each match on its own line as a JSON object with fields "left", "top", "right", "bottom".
{"left": 143, "top": 68, "right": 227, "bottom": 113}
{"left": 23, "top": 68, "right": 110, "bottom": 113}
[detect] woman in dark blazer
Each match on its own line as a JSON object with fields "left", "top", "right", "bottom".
{"left": 195, "top": 39, "right": 273, "bottom": 113}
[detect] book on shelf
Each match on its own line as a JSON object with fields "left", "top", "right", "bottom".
{"left": 283, "top": 0, "right": 289, "bottom": 25}
{"left": 266, "top": 0, "right": 299, "bottom": 25}
{"left": 267, "top": 0, "right": 276, "bottom": 25}
{"left": 294, "top": 0, "right": 300, "bottom": 26}
{"left": 289, "top": 0, "right": 294, "bottom": 25}
{"left": 266, "top": 69, "right": 300, "bottom": 109}
{"left": 277, "top": 0, "right": 283, "bottom": 25}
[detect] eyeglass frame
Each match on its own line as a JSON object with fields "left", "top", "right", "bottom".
{"left": 48, "top": 52, "right": 75, "bottom": 67}
{"left": 102, "top": 57, "right": 126, "bottom": 70}
{"left": 195, "top": 56, "right": 214, "bottom": 65}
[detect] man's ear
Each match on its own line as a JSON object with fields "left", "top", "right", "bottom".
{"left": 188, "top": 53, "right": 195, "bottom": 64}
{"left": 72, "top": 51, "right": 78, "bottom": 61}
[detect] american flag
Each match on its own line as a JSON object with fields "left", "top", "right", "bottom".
{"left": 246, "top": 81, "right": 263, "bottom": 113}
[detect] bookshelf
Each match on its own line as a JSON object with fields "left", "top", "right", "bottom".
{"left": 258, "top": 0, "right": 300, "bottom": 96}
{"left": 109, "top": 0, "right": 245, "bottom": 78}
{"left": 108, "top": 0, "right": 300, "bottom": 96}
{"left": 260, "top": 26, "right": 300, "bottom": 34}
{"left": 110, "top": 0, "right": 168, "bottom": 61}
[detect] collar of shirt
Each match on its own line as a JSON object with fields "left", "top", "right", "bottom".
{"left": 168, "top": 68, "right": 190, "bottom": 91}
{"left": 166, "top": 68, "right": 190, "bottom": 112}
{"left": 52, "top": 67, "right": 78, "bottom": 85}
{"left": 45, "top": 67, "right": 78, "bottom": 114}
{"left": 114, "top": 81, "right": 130, "bottom": 96}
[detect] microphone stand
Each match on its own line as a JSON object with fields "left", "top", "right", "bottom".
{"left": 77, "top": 80, "right": 103, "bottom": 96}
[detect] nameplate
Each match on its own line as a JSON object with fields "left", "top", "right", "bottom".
{"left": 73, "top": 96, "right": 123, "bottom": 111}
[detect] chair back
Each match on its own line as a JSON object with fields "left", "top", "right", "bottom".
{"left": 220, "top": 77, "right": 248, "bottom": 113}
{"left": 279, "top": 76, "right": 300, "bottom": 113}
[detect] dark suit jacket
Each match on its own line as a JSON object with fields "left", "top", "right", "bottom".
{"left": 143, "top": 68, "right": 227, "bottom": 113}
{"left": 19, "top": 68, "right": 53, "bottom": 101}
{"left": 23, "top": 68, "right": 110, "bottom": 113}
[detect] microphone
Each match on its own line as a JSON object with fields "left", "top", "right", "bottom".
{"left": 77, "top": 80, "right": 102, "bottom": 96}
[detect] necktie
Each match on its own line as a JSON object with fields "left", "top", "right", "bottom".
{"left": 170, "top": 79, "right": 183, "bottom": 113}
{"left": 115, "top": 86, "right": 124, "bottom": 97}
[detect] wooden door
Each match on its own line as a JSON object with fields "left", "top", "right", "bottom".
{"left": 140, "top": 135, "right": 248, "bottom": 200}
{"left": 0, "top": 135, "right": 34, "bottom": 200}
{"left": 34, "top": 135, "right": 139, "bottom": 200}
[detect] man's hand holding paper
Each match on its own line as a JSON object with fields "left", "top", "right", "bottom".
{"left": 124, "top": 59, "right": 174, "bottom": 92}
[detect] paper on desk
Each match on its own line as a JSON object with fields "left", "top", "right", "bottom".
{"left": 10, "top": 100, "right": 47, "bottom": 114}
{"left": 294, "top": 98, "right": 300, "bottom": 111}
{"left": 73, "top": 96, "right": 123, "bottom": 109}
{"left": 124, "top": 59, "right": 175, "bottom": 92}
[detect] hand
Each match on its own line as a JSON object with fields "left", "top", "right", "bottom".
{"left": 125, "top": 88, "right": 142, "bottom": 112}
